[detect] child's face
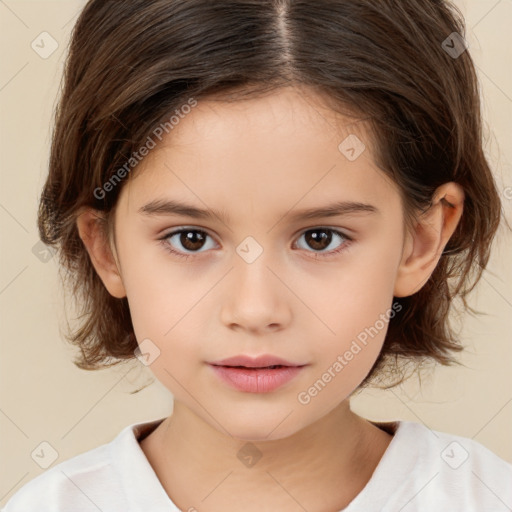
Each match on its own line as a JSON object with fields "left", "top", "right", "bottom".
{"left": 112, "top": 87, "right": 407, "bottom": 440}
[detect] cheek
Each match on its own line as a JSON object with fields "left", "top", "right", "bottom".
{"left": 304, "top": 231, "right": 402, "bottom": 384}
{"left": 117, "top": 229, "right": 207, "bottom": 336}
{"left": 312, "top": 243, "right": 401, "bottom": 338}
{"left": 120, "top": 259, "right": 220, "bottom": 386}
{"left": 126, "top": 276, "right": 209, "bottom": 370}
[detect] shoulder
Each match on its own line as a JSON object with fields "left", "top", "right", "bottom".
{"left": 1, "top": 418, "right": 168, "bottom": 512}
{"left": 0, "top": 420, "right": 155, "bottom": 512}
{"left": 400, "top": 420, "right": 511, "bottom": 472}
{"left": 1, "top": 440, "right": 121, "bottom": 512}
{"left": 384, "top": 421, "right": 512, "bottom": 511}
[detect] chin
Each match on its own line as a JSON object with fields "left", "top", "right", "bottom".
{"left": 216, "top": 408, "right": 308, "bottom": 443}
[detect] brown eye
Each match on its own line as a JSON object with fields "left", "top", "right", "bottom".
{"left": 295, "top": 228, "right": 349, "bottom": 256}
{"left": 178, "top": 230, "right": 207, "bottom": 251}
{"left": 162, "top": 228, "right": 216, "bottom": 255}
{"left": 304, "top": 229, "right": 332, "bottom": 251}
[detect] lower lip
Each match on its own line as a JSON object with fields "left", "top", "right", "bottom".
{"left": 209, "top": 365, "right": 304, "bottom": 393}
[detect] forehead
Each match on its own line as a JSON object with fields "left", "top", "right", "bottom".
{"left": 118, "top": 86, "right": 400, "bottom": 221}
{"left": 167, "top": 86, "right": 369, "bottom": 152}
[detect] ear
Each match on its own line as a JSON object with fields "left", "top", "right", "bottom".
{"left": 76, "top": 208, "right": 127, "bottom": 299}
{"left": 394, "top": 182, "right": 464, "bottom": 297}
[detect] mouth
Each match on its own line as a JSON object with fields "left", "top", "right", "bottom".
{"left": 208, "top": 355, "right": 307, "bottom": 393}
{"left": 210, "top": 355, "right": 303, "bottom": 369}
{"left": 220, "top": 364, "right": 287, "bottom": 369}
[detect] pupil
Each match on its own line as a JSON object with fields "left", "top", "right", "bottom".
{"left": 181, "top": 231, "right": 205, "bottom": 251}
{"left": 178, "top": 229, "right": 333, "bottom": 252}
{"left": 306, "top": 229, "right": 331, "bottom": 251}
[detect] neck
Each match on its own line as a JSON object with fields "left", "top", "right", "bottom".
{"left": 140, "top": 400, "right": 393, "bottom": 512}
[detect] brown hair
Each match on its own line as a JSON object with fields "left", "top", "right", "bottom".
{"left": 38, "top": 0, "right": 503, "bottom": 389}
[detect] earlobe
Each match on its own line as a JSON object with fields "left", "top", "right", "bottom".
{"left": 76, "top": 208, "right": 127, "bottom": 299}
{"left": 394, "top": 182, "right": 464, "bottom": 298}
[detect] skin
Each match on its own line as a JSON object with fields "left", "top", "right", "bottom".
{"left": 77, "top": 85, "right": 464, "bottom": 511}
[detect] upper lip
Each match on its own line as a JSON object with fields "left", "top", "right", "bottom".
{"left": 209, "top": 355, "right": 304, "bottom": 368}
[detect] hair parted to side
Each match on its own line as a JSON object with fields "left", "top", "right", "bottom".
{"left": 38, "top": 0, "right": 502, "bottom": 388}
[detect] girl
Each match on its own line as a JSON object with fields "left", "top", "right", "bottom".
{"left": 3, "top": 0, "right": 511, "bottom": 510}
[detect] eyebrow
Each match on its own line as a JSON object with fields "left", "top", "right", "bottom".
{"left": 138, "top": 199, "right": 379, "bottom": 224}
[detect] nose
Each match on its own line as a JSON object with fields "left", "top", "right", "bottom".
{"left": 219, "top": 251, "right": 292, "bottom": 335}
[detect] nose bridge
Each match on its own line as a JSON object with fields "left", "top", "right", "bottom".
{"left": 219, "top": 239, "right": 292, "bottom": 332}
{"left": 233, "top": 240, "right": 280, "bottom": 300}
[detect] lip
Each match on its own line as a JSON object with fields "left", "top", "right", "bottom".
{"left": 208, "top": 354, "right": 307, "bottom": 393}
{"left": 211, "top": 355, "right": 302, "bottom": 368}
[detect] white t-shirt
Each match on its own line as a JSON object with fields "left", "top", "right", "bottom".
{"left": 2, "top": 417, "right": 511, "bottom": 511}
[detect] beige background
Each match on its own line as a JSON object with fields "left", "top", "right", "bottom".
{"left": 0, "top": 0, "right": 511, "bottom": 506}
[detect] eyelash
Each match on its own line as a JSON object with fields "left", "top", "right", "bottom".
{"left": 158, "top": 227, "right": 353, "bottom": 261}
